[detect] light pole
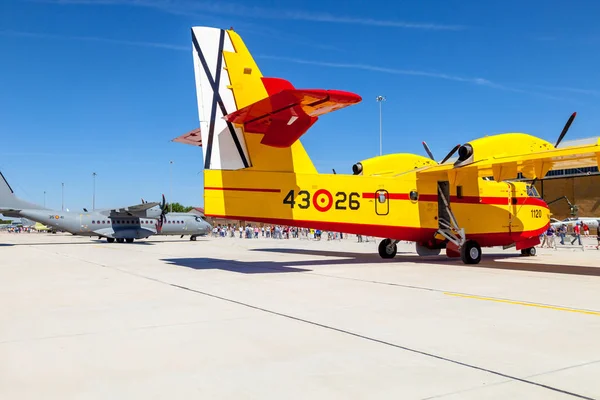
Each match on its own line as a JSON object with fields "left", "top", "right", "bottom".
{"left": 92, "top": 172, "right": 97, "bottom": 210}
{"left": 43, "top": 191, "right": 46, "bottom": 208}
{"left": 169, "top": 161, "right": 173, "bottom": 212}
{"left": 61, "top": 183, "right": 64, "bottom": 211}
{"left": 376, "top": 95, "right": 386, "bottom": 156}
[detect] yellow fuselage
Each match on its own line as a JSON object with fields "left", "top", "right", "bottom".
{"left": 204, "top": 169, "right": 550, "bottom": 248}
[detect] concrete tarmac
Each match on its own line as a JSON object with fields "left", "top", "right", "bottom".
{"left": 1, "top": 232, "right": 599, "bottom": 399}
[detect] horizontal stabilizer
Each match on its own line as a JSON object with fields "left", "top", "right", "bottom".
{"left": 172, "top": 128, "right": 202, "bottom": 147}
{"left": 223, "top": 88, "right": 362, "bottom": 148}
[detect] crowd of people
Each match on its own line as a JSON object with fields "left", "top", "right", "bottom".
{"left": 210, "top": 224, "right": 369, "bottom": 241}
{"left": 541, "top": 222, "right": 600, "bottom": 249}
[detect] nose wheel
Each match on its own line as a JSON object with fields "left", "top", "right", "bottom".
{"left": 460, "top": 240, "right": 481, "bottom": 264}
{"left": 378, "top": 239, "right": 398, "bottom": 259}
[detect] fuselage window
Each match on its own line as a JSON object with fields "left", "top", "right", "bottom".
{"left": 409, "top": 191, "right": 419, "bottom": 202}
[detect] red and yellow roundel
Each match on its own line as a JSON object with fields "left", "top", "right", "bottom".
{"left": 312, "top": 189, "right": 333, "bottom": 212}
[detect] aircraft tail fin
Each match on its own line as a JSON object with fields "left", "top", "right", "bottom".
{"left": 0, "top": 171, "right": 45, "bottom": 214}
{"left": 189, "top": 26, "right": 360, "bottom": 173}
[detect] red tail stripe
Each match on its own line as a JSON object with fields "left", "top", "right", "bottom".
{"left": 205, "top": 187, "right": 281, "bottom": 193}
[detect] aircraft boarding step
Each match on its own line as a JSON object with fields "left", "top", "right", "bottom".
{"left": 436, "top": 183, "right": 466, "bottom": 248}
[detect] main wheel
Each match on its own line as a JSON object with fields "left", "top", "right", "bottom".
{"left": 125, "top": 238, "right": 134, "bottom": 243}
{"left": 190, "top": 235, "right": 197, "bottom": 241}
{"left": 106, "top": 238, "right": 115, "bottom": 243}
{"left": 116, "top": 238, "right": 125, "bottom": 243}
{"left": 460, "top": 240, "right": 481, "bottom": 264}
{"left": 378, "top": 239, "right": 397, "bottom": 259}
{"left": 521, "top": 247, "right": 536, "bottom": 256}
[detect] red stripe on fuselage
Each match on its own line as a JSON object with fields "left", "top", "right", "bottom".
{"left": 361, "top": 192, "right": 548, "bottom": 207}
{"left": 205, "top": 187, "right": 282, "bottom": 193}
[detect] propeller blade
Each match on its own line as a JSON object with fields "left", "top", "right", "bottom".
{"left": 422, "top": 141, "right": 435, "bottom": 161}
{"left": 440, "top": 144, "right": 461, "bottom": 164}
{"left": 555, "top": 112, "right": 576, "bottom": 148}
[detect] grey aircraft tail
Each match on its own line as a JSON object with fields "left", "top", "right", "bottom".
{"left": 0, "top": 171, "right": 46, "bottom": 214}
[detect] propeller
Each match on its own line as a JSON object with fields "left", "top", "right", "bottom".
{"left": 422, "top": 142, "right": 461, "bottom": 164}
{"left": 555, "top": 112, "right": 576, "bottom": 148}
{"left": 530, "top": 112, "right": 577, "bottom": 188}
{"left": 156, "top": 194, "right": 167, "bottom": 233}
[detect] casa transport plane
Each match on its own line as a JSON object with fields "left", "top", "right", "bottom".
{"left": 0, "top": 171, "right": 212, "bottom": 242}
{"left": 172, "top": 26, "right": 600, "bottom": 264}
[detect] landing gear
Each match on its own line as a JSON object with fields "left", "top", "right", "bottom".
{"left": 116, "top": 238, "right": 125, "bottom": 243}
{"left": 125, "top": 238, "right": 134, "bottom": 243}
{"left": 521, "top": 247, "right": 536, "bottom": 256}
{"left": 460, "top": 240, "right": 481, "bottom": 264}
{"left": 190, "top": 235, "right": 197, "bottom": 241}
{"left": 378, "top": 239, "right": 398, "bottom": 259}
{"left": 435, "top": 181, "right": 483, "bottom": 265}
{"left": 106, "top": 238, "right": 115, "bottom": 243}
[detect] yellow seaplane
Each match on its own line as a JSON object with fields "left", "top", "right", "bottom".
{"left": 173, "top": 26, "right": 600, "bottom": 264}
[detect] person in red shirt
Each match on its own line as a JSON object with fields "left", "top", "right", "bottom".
{"left": 571, "top": 223, "right": 582, "bottom": 245}
{"left": 582, "top": 223, "right": 589, "bottom": 237}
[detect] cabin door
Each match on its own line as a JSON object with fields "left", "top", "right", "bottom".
{"left": 80, "top": 214, "right": 91, "bottom": 232}
{"left": 506, "top": 182, "right": 518, "bottom": 237}
{"left": 437, "top": 181, "right": 451, "bottom": 229}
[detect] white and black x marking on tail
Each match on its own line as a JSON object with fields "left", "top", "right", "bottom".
{"left": 191, "top": 27, "right": 251, "bottom": 170}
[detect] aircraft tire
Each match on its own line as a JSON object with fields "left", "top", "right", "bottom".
{"left": 190, "top": 235, "right": 197, "bottom": 241}
{"left": 378, "top": 239, "right": 397, "bottom": 259}
{"left": 106, "top": 238, "right": 115, "bottom": 243}
{"left": 116, "top": 238, "right": 125, "bottom": 243}
{"left": 125, "top": 238, "right": 134, "bottom": 243}
{"left": 521, "top": 247, "right": 536, "bottom": 256}
{"left": 460, "top": 240, "right": 481, "bottom": 264}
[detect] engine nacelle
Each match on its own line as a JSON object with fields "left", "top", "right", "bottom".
{"left": 454, "top": 133, "right": 554, "bottom": 167}
{"left": 352, "top": 154, "right": 437, "bottom": 176}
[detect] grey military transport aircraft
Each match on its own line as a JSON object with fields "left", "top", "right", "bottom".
{"left": 0, "top": 171, "right": 212, "bottom": 242}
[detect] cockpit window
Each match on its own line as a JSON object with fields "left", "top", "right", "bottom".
{"left": 526, "top": 185, "right": 540, "bottom": 197}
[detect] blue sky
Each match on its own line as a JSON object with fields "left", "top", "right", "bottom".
{"left": 1, "top": 0, "right": 600, "bottom": 211}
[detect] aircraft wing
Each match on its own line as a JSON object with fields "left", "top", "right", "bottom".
{"left": 98, "top": 202, "right": 161, "bottom": 218}
{"left": 417, "top": 137, "right": 600, "bottom": 182}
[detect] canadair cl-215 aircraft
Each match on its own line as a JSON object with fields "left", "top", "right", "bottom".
{"left": 173, "top": 26, "right": 600, "bottom": 264}
{"left": 1, "top": 171, "right": 212, "bottom": 242}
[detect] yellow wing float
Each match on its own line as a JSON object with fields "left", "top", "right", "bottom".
{"left": 177, "top": 26, "right": 600, "bottom": 265}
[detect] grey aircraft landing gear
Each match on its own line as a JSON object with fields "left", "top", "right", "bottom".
{"left": 190, "top": 235, "right": 197, "bottom": 241}
{"left": 125, "top": 238, "right": 134, "bottom": 243}
{"left": 521, "top": 247, "right": 536, "bottom": 256}
{"left": 460, "top": 240, "right": 482, "bottom": 264}
{"left": 106, "top": 238, "right": 115, "bottom": 243}
{"left": 378, "top": 239, "right": 398, "bottom": 259}
{"left": 116, "top": 238, "right": 125, "bottom": 243}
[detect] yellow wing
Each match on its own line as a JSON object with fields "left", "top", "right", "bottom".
{"left": 416, "top": 133, "right": 600, "bottom": 182}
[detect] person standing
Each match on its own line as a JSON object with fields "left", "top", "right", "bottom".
{"left": 571, "top": 223, "right": 582, "bottom": 246}
{"left": 546, "top": 225, "right": 556, "bottom": 249}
